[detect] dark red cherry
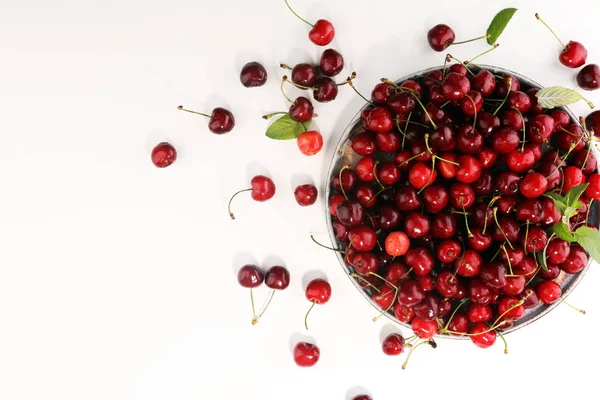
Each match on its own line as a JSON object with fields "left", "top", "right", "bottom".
{"left": 561, "top": 246, "right": 588, "bottom": 274}
{"left": 289, "top": 97, "right": 314, "bottom": 122}
{"left": 476, "top": 111, "right": 500, "bottom": 136}
{"left": 472, "top": 70, "right": 496, "bottom": 97}
{"left": 571, "top": 148, "right": 598, "bottom": 175}
{"left": 431, "top": 212, "right": 457, "bottom": 239}
{"left": 436, "top": 239, "right": 462, "bottom": 263}
{"left": 423, "top": 185, "right": 449, "bottom": 213}
{"left": 528, "top": 114, "right": 555, "bottom": 143}
{"left": 456, "top": 125, "right": 484, "bottom": 154}
{"left": 336, "top": 199, "right": 364, "bottom": 227}
{"left": 507, "top": 91, "right": 531, "bottom": 112}
{"left": 501, "top": 109, "right": 524, "bottom": 131}
{"left": 395, "top": 186, "right": 423, "bottom": 211}
{"left": 405, "top": 247, "right": 434, "bottom": 277}
{"left": 584, "top": 110, "right": 600, "bottom": 136}
{"left": 380, "top": 205, "right": 402, "bottom": 230}
{"left": 455, "top": 249, "right": 483, "bottom": 277}
{"left": 480, "top": 262, "right": 507, "bottom": 289}
{"left": 495, "top": 75, "right": 520, "bottom": 97}
{"left": 265, "top": 266, "right": 290, "bottom": 290}
{"left": 473, "top": 171, "right": 495, "bottom": 196}
{"left": 319, "top": 49, "right": 344, "bottom": 77}
{"left": 496, "top": 171, "right": 521, "bottom": 196}
{"left": 293, "top": 341, "right": 320, "bottom": 367}
{"left": 404, "top": 212, "right": 431, "bottom": 239}
{"left": 348, "top": 225, "right": 377, "bottom": 252}
{"left": 331, "top": 169, "right": 357, "bottom": 193}
{"left": 371, "top": 82, "right": 398, "bottom": 105}
{"left": 151, "top": 142, "right": 177, "bottom": 168}
{"left": 466, "top": 228, "right": 493, "bottom": 252}
{"left": 240, "top": 61, "right": 267, "bottom": 87}
{"left": 492, "top": 127, "right": 520, "bottom": 154}
{"left": 388, "top": 92, "right": 415, "bottom": 114}
{"left": 442, "top": 72, "right": 471, "bottom": 101}
{"left": 427, "top": 24, "right": 455, "bottom": 51}
{"left": 237, "top": 265, "right": 264, "bottom": 288}
{"left": 313, "top": 77, "right": 338, "bottom": 102}
{"left": 382, "top": 333, "right": 406, "bottom": 355}
{"left": 414, "top": 294, "right": 441, "bottom": 321}
{"left": 478, "top": 148, "right": 498, "bottom": 169}
{"left": 398, "top": 279, "right": 425, "bottom": 306}
{"left": 294, "top": 184, "right": 318, "bottom": 206}
{"left": 366, "top": 107, "right": 393, "bottom": 133}
{"left": 291, "top": 63, "right": 317, "bottom": 87}
{"left": 459, "top": 90, "right": 483, "bottom": 116}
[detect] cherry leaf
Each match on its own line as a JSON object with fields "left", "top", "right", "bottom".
{"left": 551, "top": 222, "right": 576, "bottom": 242}
{"left": 536, "top": 86, "right": 592, "bottom": 109}
{"left": 535, "top": 251, "right": 549, "bottom": 272}
{"left": 487, "top": 8, "right": 518, "bottom": 45}
{"left": 265, "top": 114, "right": 311, "bottom": 140}
{"left": 544, "top": 192, "right": 567, "bottom": 215}
{"left": 574, "top": 226, "right": 600, "bottom": 264}
{"left": 565, "top": 183, "right": 589, "bottom": 208}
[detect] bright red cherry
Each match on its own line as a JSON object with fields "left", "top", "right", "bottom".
{"left": 536, "top": 280, "right": 561, "bottom": 304}
{"left": 372, "top": 82, "right": 398, "bottom": 105}
{"left": 442, "top": 72, "right": 471, "bottom": 101}
{"left": 265, "top": 265, "right": 290, "bottom": 290}
{"left": 469, "top": 323, "right": 496, "bottom": 349}
{"left": 382, "top": 333, "right": 406, "bottom": 355}
{"left": 228, "top": 175, "right": 276, "bottom": 219}
{"left": 293, "top": 341, "right": 320, "bottom": 367}
{"left": 348, "top": 225, "right": 377, "bottom": 252}
{"left": 304, "top": 278, "right": 332, "bottom": 329}
{"left": 561, "top": 246, "right": 588, "bottom": 274}
{"left": 537, "top": 13, "right": 589, "bottom": 68}
{"left": 284, "top": 0, "right": 334, "bottom": 45}
{"left": 385, "top": 231, "right": 410, "bottom": 256}
{"left": 351, "top": 133, "right": 377, "bottom": 156}
{"left": 294, "top": 184, "right": 318, "bottom": 206}
{"left": 409, "top": 162, "right": 437, "bottom": 190}
{"left": 151, "top": 142, "right": 177, "bottom": 168}
{"left": 411, "top": 316, "right": 438, "bottom": 339}
{"left": 297, "top": 130, "right": 323, "bottom": 156}
{"left": 520, "top": 173, "right": 548, "bottom": 198}
{"left": 366, "top": 107, "right": 394, "bottom": 133}
{"left": 472, "top": 70, "right": 496, "bottom": 97}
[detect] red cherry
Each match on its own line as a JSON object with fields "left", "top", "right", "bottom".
{"left": 319, "top": 48, "right": 344, "bottom": 77}
{"left": 520, "top": 173, "right": 548, "bottom": 198}
{"left": 309, "top": 20, "right": 335, "bottom": 46}
{"left": 294, "top": 184, "right": 318, "bottom": 206}
{"left": 265, "top": 265, "right": 290, "bottom": 290}
{"left": 455, "top": 250, "right": 483, "bottom": 278}
{"left": 289, "top": 97, "right": 314, "bottom": 122}
{"left": 348, "top": 225, "right": 377, "bottom": 252}
{"left": 304, "top": 278, "right": 332, "bottom": 329}
{"left": 528, "top": 114, "right": 555, "bottom": 143}
{"left": 469, "top": 323, "right": 496, "bottom": 349}
{"left": 585, "top": 174, "right": 600, "bottom": 199}
{"left": 293, "top": 341, "right": 320, "bottom": 367}
{"left": 577, "top": 64, "right": 600, "bottom": 90}
{"left": 559, "top": 41, "right": 588, "bottom": 68}
{"left": 447, "top": 313, "right": 469, "bottom": 336}
{"left": 290, "top": 63, "right": 317, "bottom": 87}
{"left": 382, "top": 333, "right": 406, "bottom": 356}
{"left": 561, "top": 246, "right": 588, "bottom": 274}
{"left": 409, "top": 162, "right": 437, "bottom": 190}
{"left": 536, "top": 280, "right": 561, "bottom": 304}
{"left": 584, "top": 110, "right": 600, "bottom": 136}
{"left": 237, "top": 265, "right": 264, "bottom": 288}
{"left": 467, "top": 303, "right": 492, "bottom": 323}
{"left": 151, "top": 142, "right": 177, "bottom": 168}
{"left": 297, "top": 130, "right": 323, "bottom": 155}
{"left": 427, "top": 24, "right": 455, "bottom": 51}
{"left": 405, "top": 247, "right": 434, "bottom": 276}
{"left": 456, "top": 155, "right": 482, "bottom": 183}
{"left": 228, "top": 175, "right": 276, "bottom": 220}
{"left": 472, "top": 70, "right": 496, "bottom": 97}
{"left": 411, "top": 316, "right": 438, "bottom": 339}
{"left": 178, "top": 105, "right": 235, "bottom": 134}
{"left": 240, "top": 61, "right": 268, "bottom": 87}
{"left": 366, "top": 107, "right": 394, "bottom": 133}
{"left": 394, "top": 303, "right": 415, "bottom": 323}
{"left": 351, "top": 133, "right": 377, "bottom": 156}
{"left": 371, "top": 82, "right": 398, "bottom": 105}
{"left": 385, "top": 231, "right": 410, "bottom": 256}
{"left": 442, "top": 72, "right": 471, "bottom": 101}
{"left": 562, "top": 166, "right": 584, "bottom": 194}
{"left": 313, "top": 77, "right": 338, "bottom": 102}
{"left": 328, "top": 194, "right": 345, "bottom": 216}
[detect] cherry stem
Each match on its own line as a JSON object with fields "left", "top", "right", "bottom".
{"left": 253, "top": 289, "right": 275, "bottom": 325}
{"left": 367, "top": 271, "right": 399, "bottom": 289}
{"left": 500, "top": 244, "right": 514, "bottom": 276}
{"left": 402, "top": 340, "right": 435, "bottom": 370}
{"left": 497, "top": 330, "right": 509, "bottom": 354}
{"left": 440, "top": 298, "right": 469, "bottom": 333}
{"left": 177, "top": 105, "right": 210, "bottom": 118}
{"left": 262, "top": 111, "right": 288, "bottom": 120}
{"left": 250, "top": 288, "right": 257, "bottom": 320}
{"left": 559, "top": 297, "right": 586, "bottom": 314}
{"left": 535, "top": 13, "right": 566, "bottom": 49}
{"left": 304, "top": 300, "right": 316, "bottom": 330}
{"left": 493, "top": 76, "right": 513, "bottom": 115}
{"left": 447, "top": 54, "right": 475, "bottom": 76}
{"left": 280, "top": 63, "right": 292, "bottom": 70}
{"left": 310, "top": 234, "right": 344, "bottom": 253}
{"left": 373, "top": 161, "right": 385, "bottom": 190}
{"left": 338, "top": 165, "right": 351, "bottom": 199}
{"left": 523, "top": 220, "right": 530, "bottom": 256}
{"left": 464, "top": 43, "right": 500, "bottom": 66}
{"left": 418, "top": 157, "right": 436, "bottom": 194}
{"left": 398, "top": 151, "right": 426, "bottom": 168}
{"left": 493, "top": 207, "right": 514, "bottom": 249}
{"left": 483, "top": 196, "right": 501, "bottom": 234}
{"left": 372, "top": 286, "right": 398, "bottom": 322}
{"left": 462, "top": 202, "right": 473, "bottom": 237}
{"left": 510, "top": 106, "right": 527, "bottom": 152}
{"left": 581, "top": 143, "right": 593, "bottom": 172}
{"left": 228, "top": 188, "right": 252, "bottom": 220}
{"left": 586, "top": 199, "right": 594, "bottom": 222}
{"left": 451, "top": 34, "right": 491, "bottom": 46}
{"left": 284, "top": 0, "right": 314, "bottom": 27}
{"left": 284, "top": 75, "right": 317, "bottom": 91}
{"left": 349, "top": 273, "right": 381, "bottom": 293}
{"left": 280, "top": 77, "right": 294, "bottom": 103}
{"left": 442, "top": 54, "right": 449, "bottom": 81}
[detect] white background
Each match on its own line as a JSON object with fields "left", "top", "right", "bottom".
{"left": 1, "top": 0, "right": 600, "bottom": 399}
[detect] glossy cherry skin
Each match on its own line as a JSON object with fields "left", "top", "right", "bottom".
{"left": 449, "top": 183, "right": 475, "bottom": 208}
{"left": 539, "top": 264, "right": 561, "bottom": 280}
{"left": 519, "top": 288, "right": 540, "bottom": 309}
{"left": 250, "top": 175, "right": 276, "bottom": 201}
{"left": 435, "top": 270, "right": 459, "bottom": 297}
{"left": 331, "top": 169, "right": 357, "bottom": 193}
{"left": 528, "top": 114, "right": 555, "bottom": 143}
{"left": 237, "top": 265, "right": 264, "bottom": 288}
{"left": 585, "top": 110, "right": 600, "bottom": 136}
{"left": 289, "top": 97, "right": 314, "bottom": 123}
{"left": 411, "top": 316, "right": 438, "bottom": 339}
{"left": 352, "top": 396, "right": 373, "bottom": 400}
{"left": 507, "top": 91, "right": 531, "bottom": 112}
{"left": 459, "top": 90, "right": 483, "bottom": 116}
{"left": 473, "top": 172, "right": 494, "bottom": 196}
{"left": 376, "top": 131, "right": 402, "bottom": 153}
{"left": 516, "top": 199, "right": 543, "bottom": 224}
{"left": 556, "top": 124, "right": 586, "bottom": 151}
{"left": 405, "top": 247, "right": 434, "bottom": 276}
{"left": 377, "top": 162, "right": 400, "bottom": 185}
{"left": 521, "top": 226, "right": 548, "bottom": 253}
{"left": 547, "top": 239, "right": 571, "bottom": 265}
{"left": 506, "top": 149, "right": 536, "bottom": 173}
{"left": 294, "top": 184, "right": 318, "bottom": 206}
{"left": 328, "top": 194, "right": 345, "bottom": 217}
{"left": 503, "top": 276, "right": 526, "bottom": 296}
{"left": 385, "top": 261, "right": 409, "bottom": 284}
{"left": 388, "top": 92, "right": 415, "bottom": 114}
{"left": 351, "top": 253, "right": 379, "bottom": 276}
{"left": 472, "top": 70, "right": 496, "bottom": 97}
{"left": 480, "top": 262, "right": 507, "bottom": 289}
{"left": 559, "top": 41, "right": 587, "bottom": 68}
{"left": 379, "top": 205, "right": 402, "bottom": 230}
{"left": 348, "top": 225, "right": 377, "bottom": 252}
{"left": 492, "top": 128, "right": 520, "bottom": 154}
{"left": 447, "top": 313, "right": 469, "bottom": 336}
{"left": 423, "top": 185, "right": 449, "bottom": 213}
{"left": 404, "top": 212, "right": 430, "bottom": 239}
{"left": 435, "top": 240, "right": 461, "bottom": 263}
{"left": 442, "top": 73, "right": 471, "bottom": 101}
{"left": 562, "top": 166, "right": 584, "bottom": 194}
{"left": 468, "top": 303, "right": 492, "bottom": 323}
{"left": 332, "top": 220, "right": 348, "bottom": 242}
{"left": 470, "top": 323, "right": 496, "bottom": 348}
{"left": 456, "top": 155, "right": 482, "bottom": 183}
{"left": 365, "top": 107, "right": 393, "bottom": 133}
{"left": 291, "top": 63, "right": 317, "bottom": 87}
{"left": 572, "top": 149, "right": 597, "bottom": 175}
{"left": 319, "top": 48, "right": 344, "bottom": 77}
{"left": 501, "top": 109, "right": 524, "bottom": 130}
{"left": 151, "top": 142, "right": 177, "bottom": 168}
{"left": 385, "top": 231, "right": 410, "bottom": 257}
{"left": 520, "top": 173, "right": 548, "bottom": 198}
{"left": 497, "top": 296, "right": 525, "bottom": 320}
{"left": 495, "top": 74, "right": 520, "bottom": 97}
{"left": 394, "top": 303, "right": 415, "bottom": 323}
{"left": 455, "top": 250, "right": 483, "bottom": 277}
{"left": 479, "top": 148, "right": 498, "bottom": 169}
{"left": 352, "top": 133, "right": 377, "bottom": 156}
{"left": 496, "top": 172, "right": 521, "bottom": 195}
{"left": 240, "top": 61, "right": 267, "bottom": 87}
{"left": 313, "top": 77, "right": 338, "bottom": 102}
{"left": 427, "top": 24, "right": 455, "bottom": 51}
{"left": 371, "top": 82, "right": 398, "bottom": 105}
{"left": 585, "top": 174, "right": 600, "bottom": 199}
{"left": 293, "top": 342, "right": 320, "bottom": 367}
{"left": 468, "top": 279, "right": 493, "bottom": 305}
{"left": 309, "top": 19, "right": 335, "bottom": 46}
{"left": 561, "top": 246, "right": 588, "bottom": 274}
{"left": 577, "top": 64, "right": 600, "bottom": 90}
{"left": 382, "top": 333, "right": 406, "bottom": 355}
{"left": 208, "top": 108, "right": 235, "bottom": 134}
{"left": 395, "top": 186, "right": 422, "bottom": 211}
{"left": 456, "top": 126, "right": 484, "bottom": 154}
{"left": 305, "top": 279, "right": 332, "bottom": 304}
{"left": 536, "top": 280, "right": 561, "bottom": 304}
{"left": 409, "top": 163, "right": 437, "bottom": 190}
{"left": 265, "top": 266, "right": 290, "bottom": 290}
{"left": 431, "top": 212, "right": 457, "bottom": 239}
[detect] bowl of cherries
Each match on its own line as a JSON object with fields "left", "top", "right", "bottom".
{"left": 325, "top": 63, "right": 600, "bottom": 348}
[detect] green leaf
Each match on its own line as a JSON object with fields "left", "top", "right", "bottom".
{"left": 536, "top": 86, "right": 587, "bottom": 109}
{"left": 564, "top": 207, "right": 579, "bottom": 219}
{"left": 486, "top": 8, "right": 518, "bottom": 45}
{"left": 551, "top": 222, "right": 576, "bottom": 242}
{"left": 574, "top": 226, "right": 600, "bottom": 264}
{"left": 265, "top": 114, "right": 311, "bottom": 140}
{"left": 544, "top": 192, "right": 567, "bottom": 214}
{"left": 535, "top": 251, "right": 549, "bottom": 272}
{"left": 565, "top": 183, "right": 589, "bottom": 208}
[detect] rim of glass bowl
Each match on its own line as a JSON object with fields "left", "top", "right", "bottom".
{"left": 325, "top": 64, "right": 600, "bottom": 339}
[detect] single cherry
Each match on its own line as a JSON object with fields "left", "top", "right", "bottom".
{"left": 313, "top": 77, "right": 338, "bottom": 102}
{"left": 536, "top": 13, "right": 587, "bottom": 68}
{"left": 385, "top": 231, "right": 410, "bottom": 256}
{"left": 304, "top": 278, "right": 332, "bottom": 329}
{"left": 178, "top": 105, "right": 235, "bottom": 134}
{"left": 469, "top": 323, "right": 496, "bottom": 349}
{"left": 238, "top": 264, "right": 264, "bottom": 323}
{"left": 382, "top": 333, "right": 406, "bottom": 356}
{"left": 240, "top": 61, "right": 267, "bottom": 87}
{"left": 294, "top": 184, "right": 318, "bottom": 206}
{"left": 289, "top": 97, "right": 314, "bottom": 122}
{"left": 297, "top": 130, "right": 323, "bottom": 156}
{"left": 285, "top": 0, "right": 334, "bottom": 46}
{"left": 536, "top": 280, "right": 561, "bottom": 304}
{"left": 577, "top": 64, "right": 600, "bottom": 90}
{"left": 320, "top": 48, "right": 344, "bottom": 76}
{"left": 228, "top": 175, "right": 276, "bottom": 219}
{"left": 151, "top": 142, "right": 177, "bottom": 168}
{"left": 290, "top": 63, "right": 317, "bottom": 87}
{"left": 293, "top": 341, "right": 320, "bottom": 367}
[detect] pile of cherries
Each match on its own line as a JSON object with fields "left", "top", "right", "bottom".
{"left": 328, "top": 62, "right": 600, "bottom": 352}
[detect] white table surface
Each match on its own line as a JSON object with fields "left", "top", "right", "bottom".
{"left": 1, "top": 0, "right": 600, "bottom": 399}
